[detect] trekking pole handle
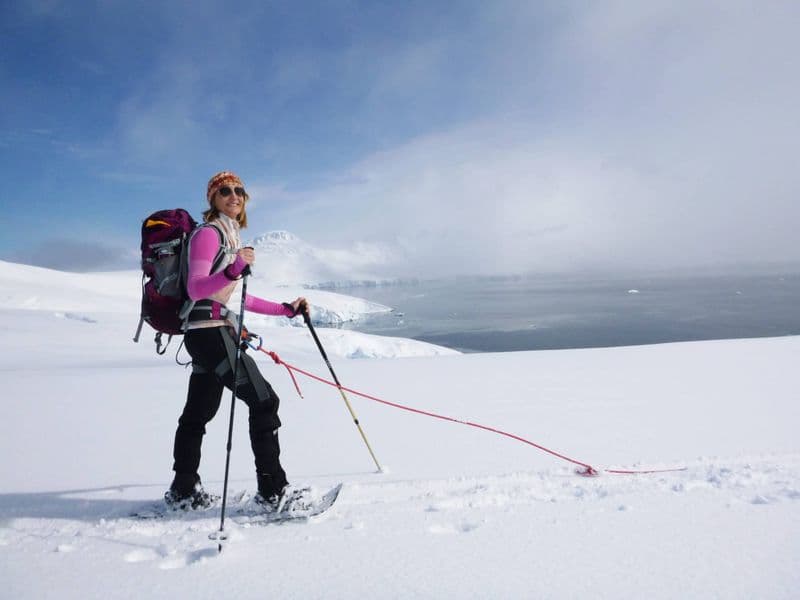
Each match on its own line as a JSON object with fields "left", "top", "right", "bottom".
{"left": 238, "top": 246, "right": 254, "bottom": 277}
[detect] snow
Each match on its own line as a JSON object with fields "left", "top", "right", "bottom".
{"left": 0, "top": 260, "right": 798, "bottom": 599}
{"left": 0, "top": 258, "right": 405, "bottom": 332}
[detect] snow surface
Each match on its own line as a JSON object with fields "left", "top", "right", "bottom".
{"left": 1, "top": 260, "right": 798, "bottom": 599}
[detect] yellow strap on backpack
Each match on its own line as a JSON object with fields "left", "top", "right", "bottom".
{"left": 145, "top": 218, "right": 172, "bottom": 228}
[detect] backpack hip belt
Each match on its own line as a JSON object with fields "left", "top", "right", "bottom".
{"left": 187, "top": 300, "right": 232, "bottom": 323}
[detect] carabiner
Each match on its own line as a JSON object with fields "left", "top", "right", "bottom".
{"left": 246, "top": 334, "right": 263, "bottom": 352}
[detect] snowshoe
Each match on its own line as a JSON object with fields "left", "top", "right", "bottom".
{"left": 164, "top": 474, "right": 219, "bottom": 511}
{"left": 254, "top": 485, "right": 314, "bottom": 516}
{"left": 243, "top": 484, "right": 342, "bottom": 524}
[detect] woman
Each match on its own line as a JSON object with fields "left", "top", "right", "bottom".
{"left": 165, "top": 171, "right": 308, "bottom": 511}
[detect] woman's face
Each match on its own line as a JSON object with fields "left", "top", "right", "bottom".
{"left": 213, "top": 185, "right": 246, "bottom": 220}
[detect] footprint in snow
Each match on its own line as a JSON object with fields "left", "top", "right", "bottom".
{"left": 54, "top": 311, "right": 97, "bottom": 323}
{"left": 124, "top": 548, "right": 162, "bottom": 563}
{"left": 158, "top": 547, "right": 218, "bottom": 570}
{"left": 428, "top": 521, "right": 480, "bottom": 535}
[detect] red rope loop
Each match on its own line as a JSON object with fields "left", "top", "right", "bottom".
{"left": 259, "top": 347, "right": 686, "bottom": 476}
{"left": 266, "top": 350, "right": 304, "bottom": 399}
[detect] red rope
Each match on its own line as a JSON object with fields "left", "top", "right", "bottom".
{"left": 266, "top": 351, "right": 305, "bottom": 399}
{"left": 258, "top": 347, "right": 686, "bottom": 476}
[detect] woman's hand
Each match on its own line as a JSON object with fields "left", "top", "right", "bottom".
{"left": 238, "top": 246, "right": 255, "bottom": 265}
{"left": 225, "top": 246, "right": 255, "bottom": 279}
{"left": 290, "top": 297, "right": 309, "bottom": 316}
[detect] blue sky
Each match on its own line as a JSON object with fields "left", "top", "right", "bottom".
{"left": 2, "top": 1, "right": 799, "bottom": 275}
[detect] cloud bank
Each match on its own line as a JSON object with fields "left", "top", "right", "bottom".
{"left": 17, "top": 239, "right": 138, "bottom": 272}
{"left": 247, "top": 2, "right": 800, "bottom": 277}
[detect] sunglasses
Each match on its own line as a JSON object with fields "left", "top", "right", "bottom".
{"left": 218, "top": 186, "right": 246, "bottom": 198}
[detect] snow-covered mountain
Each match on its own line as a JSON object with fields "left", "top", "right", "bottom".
{"left": 0, "top": 259, "right": 453, "bottom": 358}
{"left": 246, "top": 230, "right": 397, "bottom": 287}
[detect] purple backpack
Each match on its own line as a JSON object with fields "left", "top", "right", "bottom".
{"left": 133, "top": 208, "right": 222, "bottom": 354}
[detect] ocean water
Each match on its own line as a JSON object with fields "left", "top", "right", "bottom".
{"left": 334, "top": 270, "right": 800, "bottom": 353}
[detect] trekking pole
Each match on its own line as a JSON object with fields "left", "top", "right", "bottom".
{"left": 215, "top": 266, "right": 250, "bottom": 552}
{"left": 302, "top": 310, "right": 383, "bottom": 473}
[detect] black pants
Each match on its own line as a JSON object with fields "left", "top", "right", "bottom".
{"left": 172, "top": 326, "right": 287, "bottom": 490}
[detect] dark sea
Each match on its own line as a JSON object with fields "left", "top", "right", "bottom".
{"left": 330, "top": 269, "right": 800, "bottom": 353}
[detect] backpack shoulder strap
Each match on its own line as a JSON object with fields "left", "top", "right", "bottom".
{"left": 188, "top": 222, "right": 230, "bottom": 272}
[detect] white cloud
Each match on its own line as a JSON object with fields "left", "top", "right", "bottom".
{"left": 18, "top": 239, "right": 137, "bottom": 272}
{"left": 253, "top": 2, "right": 800, "bottom": 277}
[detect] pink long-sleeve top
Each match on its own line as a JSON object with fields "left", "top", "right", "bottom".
{"left": 186, "top": 226, "right": 294, "bottom": 318}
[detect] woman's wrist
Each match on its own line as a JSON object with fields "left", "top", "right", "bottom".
{"left": 224, "top": 255, "right": 247, "bottom": 280}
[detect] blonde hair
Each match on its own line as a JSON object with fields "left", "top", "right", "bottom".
{"left": 203, "top": 189, "right": 250, "bottom": 228}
